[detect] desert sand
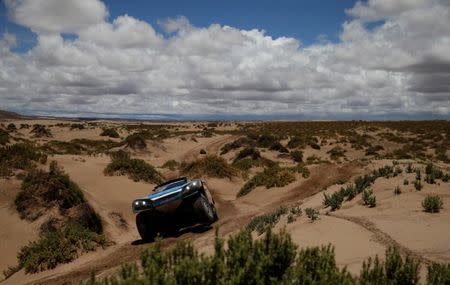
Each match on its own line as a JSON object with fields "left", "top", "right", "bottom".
{"left": 0, "top": 118, "right": 449, "bottom": 284}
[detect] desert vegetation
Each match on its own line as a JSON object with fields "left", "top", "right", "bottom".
{"left": 30, "top": 124, "right": 52, "bottom": 138}
{"left": 246, "top": 206, "right": 302, "bottom": 235}
{"left": 181, "top": 155, "right": 237, "bottom": 179}
{"left": 80, "top": 228, "right": 450, "bottom": 285}
{"left": 4, "top": 161, "right": 107, "bottom": 276}
{"left": 422, "top": 195, "right": 444, "bottom": 213}
{"left": 237, "top": 164, "right": 295, "bottom": 197}
{"left": 43, "top": 139, "right": 122, "bottom": 155}
{"left": 0, "top": 143, "right": 47, "bottom": 177}
{"left": 104, "top": 150, "right": 163, "bottom": 184}
{"left": 1, "top": 117, "right": 450, "bottom": 283}
{"left": 100, "top": 128, "right": 120, "bottom": 138}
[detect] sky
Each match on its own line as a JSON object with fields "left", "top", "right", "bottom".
{"left": 0, "top": 0, "right": 449, "bottom": 120}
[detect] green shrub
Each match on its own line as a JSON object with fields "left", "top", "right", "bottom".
{"left": 416, "top": 169, "right": 421, "bottom": 181}
{"left": 293, "top": 244, "right": 353, "bottom": 284}
{"left": 290, "top": 150, "right": 303, "bottom": 163}
{"left": 233, "top": 147, "right": 261, "bottom": 163}
{"left": 427, "top": 262, "right": 450, "bottom": 285}
{"left": 309, "top": 141, "right": 321, "bottom": 150}
{"left": 43, "top": 139, "right": 122, "bottom": 155}
{"left": 70, "top": 123, "right": 85, "bottom": 130}
{"left": 422, "top": 195, "right": 443, "bottom": 213}
{"left": 42, "top": 140, "right": 86, "bottom": 155}
{"left": 17, "top": 224, "right": 107, "bottom": 273}
{"left": 269, "top": 141, "right": 289, "bottom": 153}
{"left": 287, "top": 135, "right": 303, "bottom": 149}
{"left": 443, "top": 174, "right": 450, "bottom": 183}
{"left": 246, "top": 207, "right": 288, "bottom": 234}
{"left": 100, "top": 128, "right": 120, "bottom": 138}
{"left": 323, "top": 191, "right": 344, "bottom": 211}
{"left": 323, "top": 184, "right": 358, "bottom": 212}
{"left": 256, "top": 134, "right": 278, "bottom": 148}
{"left": 342, "top": 184, "right": 357, "bottom": 201}
{"left": 15, "top": 161, "right": 86, "bottom": 221}
{"left": 6, "top": 123, "right": 17, "bottom": 132}
{"left": 201, "top": 128, "right": 214, "bottom": 137}
{"left": 220, "top": 137, "right": 250, "bottom": 155}
{"left": 181, "top": 155, "right": 237, "bottom": 179}
{"left": 237, "top": 165, "right": 295, "bottom": 197}
{"left": 232, "top": 158, "right": 255, "bottom": 172}
{"left": 425, "top": 163, "right": 444, "bottom": 184}
{"left": 373, "top": 165, "right": 395, "bottom": 178}
{"left": 0, "top": 129, "right": 9, "bottom": 145}
{"left": 104, "top": 150, "right": 163, "bottom": 184}
{"left": 305, "top": 208, "right": 319, "bottom": 222}
{"left": 125, "top": 133, "right": 147, "bottom": 149}
{"left": 360, "top": 246, "right": 420, "bottom": 285}
{"left": 365, "top": 145, "right": 384, "bottom": 156}
{"left": 327, "top": 146, "right": 346, "bottom": 160}
{"left": 30, "top": 124, "right": 52, "bottom": 138}
{"left": 394, "top": 166, "right": 403, "bottom": 177}
{"left": 404, "top": 179, "right": 409, "bottom": 185}
{"left": 0, "top": 143, "right": 46, "bottom": 177}
{"left": 362, "top": 189, "right": 376, "bottom": 208}
{"left": 406, "top": 163, "right": 414, "bottom": 173}
{"left": 161, "top": 159, "right": 179, "bottom": 171}
{"left": 289, "top": 163, "right": 310, "bottom": 178}
{"left": 287, "top": 207, "right": 302, "bottom": 223}
{"left": 354, "top": 175, "right": 375, "bottom": 193}
{"left": 414, "top": 179, "right": 422, "bottom": 191}
{"left": 394, "top": 186, "right": 401, "bottom": 195}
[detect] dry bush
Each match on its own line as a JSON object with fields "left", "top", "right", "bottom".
{"left": 181, "top": 155, "right": 237, "bottom": 179}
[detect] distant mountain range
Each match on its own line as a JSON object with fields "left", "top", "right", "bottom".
{"left": 0, "top": 109, "right": 448, "bottom": 121}
{"left": 0, "top": 110, "right": 23, "bottom": 119}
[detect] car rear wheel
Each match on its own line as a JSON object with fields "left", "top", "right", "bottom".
{"left": 194, "top": 194, "right": 216, "bottom": 224}
{"left": 136, "top": 212, "right": 157, "bottom": 241}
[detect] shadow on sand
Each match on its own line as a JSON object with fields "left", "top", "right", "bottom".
{"left": 131, "top": 223, "right": 213, "bottom": 246}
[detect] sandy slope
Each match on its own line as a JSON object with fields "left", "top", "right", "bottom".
{"left": 0, "top": 180, "right": 40, "bottom": 276}
{"left": 1, "top": 122, "right": 450, "bottom": 284}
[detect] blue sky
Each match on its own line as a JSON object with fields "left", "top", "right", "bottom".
{"left": 0, "top": 0, "right": 449, "bottom": 120}
{"left": 1, "top": 0, "right": 357, "bottom": 53}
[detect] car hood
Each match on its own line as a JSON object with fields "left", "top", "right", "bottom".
{"left": 144, "top": 181, "right": 190, "bottom": 200}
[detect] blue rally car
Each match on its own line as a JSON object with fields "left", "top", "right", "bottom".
{"left": 132, "top": 177, "right": 218, "bottom": 241}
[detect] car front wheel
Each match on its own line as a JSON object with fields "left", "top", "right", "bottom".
{"left": 136, "top": 211, "right": 157, "bottom": 241}
{"left": 193, "top": 195, "right": 216, "bottom": 224}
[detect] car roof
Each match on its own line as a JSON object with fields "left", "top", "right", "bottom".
{"left": 154, "top": 177, "right": 188, "bottom": 190}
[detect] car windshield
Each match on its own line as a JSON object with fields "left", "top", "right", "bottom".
{"left": 153, "top": 180, "right": 187, "bottom": 193}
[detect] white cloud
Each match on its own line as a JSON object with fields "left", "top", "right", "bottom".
{"left": 79, "top": 15, "right": 163, "bottom": 48}
{"left": 4, "top": 0, "right": 107, "bottom": 34}
{"left": 0, "top": 0, "right": 449, "bottom": 118}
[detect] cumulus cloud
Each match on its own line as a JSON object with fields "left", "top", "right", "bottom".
{"left": 0, "top": 0, "right": 449, "bottom": 118}
{"left": 4, "top": 0, "right": 107, "bottom": 34}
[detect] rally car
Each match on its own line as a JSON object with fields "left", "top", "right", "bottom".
{"left": 132, "top": 177, "right": 218, "bottom": 241}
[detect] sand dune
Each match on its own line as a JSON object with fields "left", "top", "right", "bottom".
{"left": 1, "top": 119, "right": 450, "bottom": 284}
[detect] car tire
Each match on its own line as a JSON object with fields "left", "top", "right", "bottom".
{"left": 194, "top": 194, "right": 216, "bottom": 224}
{"left": 136, "top": 211, "right": 157, "bottom": 241}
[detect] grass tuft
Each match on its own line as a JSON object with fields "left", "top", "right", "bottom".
{"left": 104, "top": 150, "right": 163, "bottom": 184}
{"left": 181, "top": 155, "right": 237, "bottom": 179}
{"left": 237, "top": 165, "right": 295, "bottom": 197}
